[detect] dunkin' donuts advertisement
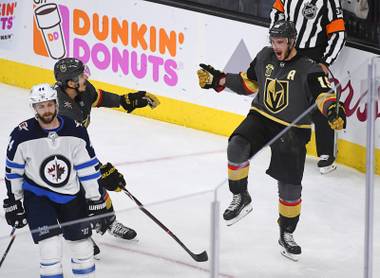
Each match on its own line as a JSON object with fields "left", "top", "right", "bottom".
{"left": 32, "top": 1, "right": 184, "bottom": 88}
{"left": 0, "top": 0, "right": 19, "bottom": 49}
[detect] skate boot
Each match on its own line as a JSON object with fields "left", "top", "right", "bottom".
{"left": 278, "top": 230, "right": 301, "bottom": 261}
{"left": 223, "top": 191, "right": 252, "bottom": 226}
{"left": 318, "top": 155, "right": 336, "bottom": 174}
{"left": 108, "top": 220, "right": 138, "bottom": 240}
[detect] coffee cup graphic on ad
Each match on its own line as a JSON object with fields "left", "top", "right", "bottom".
{"left": 34, "top": 3, "right": 65, "bottom": 59}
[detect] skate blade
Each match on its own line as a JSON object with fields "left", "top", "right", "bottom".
{"left": 225, "top": 204, "right": 253, "bottom": 226}
{"left": 127, "top": 237, "right": 139, "bottom": 242}
{"left": 280, "top": 246, "right": 300, "bottom": 262}
{"left": 319, "top": 164, "right": 337, "bottom": 175}
{"left": 111, "top": 235, "right": 139, "bottom": 242}
{"left": 94, "top": 253, "right": 101, "bottom": 260}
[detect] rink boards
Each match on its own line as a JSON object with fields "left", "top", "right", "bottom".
{"left": 0, "top": 0, "right": 379, "bottom": 174}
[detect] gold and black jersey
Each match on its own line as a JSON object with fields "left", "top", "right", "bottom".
{"left": 56, "top": 82, "right": 121, "bottom": 128}
{"left": 247, "top": 47, "right": 332, "bottom": 128}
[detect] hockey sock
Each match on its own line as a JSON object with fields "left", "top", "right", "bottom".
{"left": 278, "top": 198, "right": 301, "bottom": 233}
{"left": 39, "top": 236, "right": 63, "bottom": 278}
{"left": 228, "top": 161, "right": 249, "bottom": 194}
{"left": 68, "top": 238, "right": 95, "bottom": 277}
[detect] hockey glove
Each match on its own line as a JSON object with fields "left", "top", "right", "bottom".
{"left": 197, "top": 63, "right": 226, "bottom": 92}
{"left": 120, "top": 91, "right": 160, "bottom": 113}
{"left": 87, "top": 198, "right": 113, "bottom": 235}
{"left": 98, "top": 162, "right": 126, "bottom": 192}
{"left": 326, "top": 101, "right": 346, "bottom": 130}
{"left": 3, "top": 198, "right": 27, "bottom": 229}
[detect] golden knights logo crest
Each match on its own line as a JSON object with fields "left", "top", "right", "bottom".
{"left": 263, "top": 78, "right": 289, "bottom": 113}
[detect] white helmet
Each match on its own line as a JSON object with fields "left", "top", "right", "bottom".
{"left": 29, "top": 83, "right": 57, "bottom": 105}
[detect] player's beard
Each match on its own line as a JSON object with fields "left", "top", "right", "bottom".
{"left": 37, "top": 109, "right": 57, "bottom": 124}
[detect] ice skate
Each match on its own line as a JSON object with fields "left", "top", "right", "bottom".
{"left": 223, "top": 191, "right": 252, "bottom": 226}
{"left": 278, "top": 231, "right": 301, "bottom": 261}
{"left": 318, "top": 155, "right": 336, "bottom": 174}
{"left": 108, "top": 220, "right": 138, "bottom": 240}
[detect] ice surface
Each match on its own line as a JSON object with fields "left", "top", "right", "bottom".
{"left": 0, "top": 83, "right": 379, "bottom": 277}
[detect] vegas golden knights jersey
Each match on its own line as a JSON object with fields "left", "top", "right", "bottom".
{"left": 247, "top": 47, "right": 332, "bottom": 128}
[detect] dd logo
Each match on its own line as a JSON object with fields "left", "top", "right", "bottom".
{"left": 47, "top": 31, "right": 59, "bottom": 41}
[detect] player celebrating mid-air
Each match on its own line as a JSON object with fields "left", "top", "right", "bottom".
{"left": 3, "top": 83, "right": 108, "bottom": 277}
{"left": 53, "top": 57, "right": 160, "bottom": 254}
{"left": 197, "top": 20, "right": 346, "bottom": 260}
{"left": 270, "top": 0, "right": 346, "bottom": 174}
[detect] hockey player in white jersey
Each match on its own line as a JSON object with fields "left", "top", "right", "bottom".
{"left": 2, "top": 83, "right": 109, "bottom": 277}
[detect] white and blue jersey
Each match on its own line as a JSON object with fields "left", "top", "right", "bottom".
{"left": 5, "top": 115, "right": 101, "bottom": 204}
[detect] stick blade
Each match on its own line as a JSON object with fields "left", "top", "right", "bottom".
{"left": 192, "top": 250, "right": 208, "bottom": 262}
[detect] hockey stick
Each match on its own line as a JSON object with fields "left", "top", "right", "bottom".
{"left": 327, "top": 68, "right": 343, "bottom": 157}
{"left": 121, "top": 187, "right": 208, "bottom": 262}
{"left": 0, "top": 226, "right": 16, "bottom": 268}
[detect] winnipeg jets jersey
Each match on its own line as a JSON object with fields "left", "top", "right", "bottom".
{"left": 5, "top": 115, "right": 101, "bottom": 203}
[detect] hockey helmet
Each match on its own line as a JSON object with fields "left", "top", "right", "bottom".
{"left": 54, "top": 57, "right": 86, "bottom": 85}
{"left": 29, "top": 83, "right": 57, "bottom": 105}
{"left": 269, "top": 20, "right": 297, "bottom": 41}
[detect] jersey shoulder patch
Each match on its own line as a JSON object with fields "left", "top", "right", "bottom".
{"left": 59, "top": 116, "right": 88, "bottom": 140}
{"left": 12, "top": 118, "right": 37, "bottom": 138}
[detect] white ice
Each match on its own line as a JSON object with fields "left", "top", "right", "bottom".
{"left": 0, "top": 83, "right": 379, "bottom": 278}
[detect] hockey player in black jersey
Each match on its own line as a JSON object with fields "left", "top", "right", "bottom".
{"left": 271, "top": 0, "right": 346, "bottom": 174}
{"left": 3, "top": 83, "right": 108, "bottom": 277}
{"left": 197, "top": 20, "right": 346, "bottom": 261}
{"left": 53, "top": 58, "right": 160, "bottom": 254}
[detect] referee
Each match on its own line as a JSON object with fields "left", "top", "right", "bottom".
{"left": 270, "top": 0, "right": 346, "bottom": 174}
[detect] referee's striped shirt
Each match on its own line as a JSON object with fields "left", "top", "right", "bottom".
{"left": 270, "top": 0, "right": 346, "bottom": 66}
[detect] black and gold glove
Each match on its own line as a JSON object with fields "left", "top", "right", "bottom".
{"left": 98, "top": 162, "right": 126, "bottom": 192}
{"left": 197, "top": 63, "right": 226, "bottom": 92}
{"left": 120, "top": 91, "right": 160, "bottom": 113}
{"left": 327, "top": 101, "right": 346, "bottom": 130}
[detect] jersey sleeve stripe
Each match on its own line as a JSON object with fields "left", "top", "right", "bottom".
{"left": 6, "top": 159, "right": 25, "bottom": 169}
{"left": 93, "top": 89, "right": 104, "bottom": 107}
{"left": 326, "top": 19, "right": 345, "bottom": 34}
{"left": 74, "top": 157, "right": 99, "bottom": 170}
{"left": 78, "top": 171, "right": 101, "bottom": 182}
{"left": 5, "top": 173, "right": 23, "bottom": 179}
{"left": 240, "top": 72, "right": 259, "bottom": 94}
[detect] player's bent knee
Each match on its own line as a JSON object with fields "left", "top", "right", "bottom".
{"left": 278, "top": 181, "right": 302, "bottom": 201}
{"left": 67, "top": 238, "right": 95, "bottom": 277}
{"left": 39, "top": 235, "right": 63, "bottom": 278}
{"left": 227, "top": 135, "right": 251, "bottom": 163}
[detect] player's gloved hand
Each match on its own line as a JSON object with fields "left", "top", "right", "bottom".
{"left": 87, "top": 198, "right": 112, "bottom": 235}
{"left": 197, "top": 63, "right": 226, "bottom": 92}
{"left": 120, "top": 91, "right": 160, "bottom": 113}
{"left": 3, "top": 198, "right": 27, "bottom": 229}
{"left": 326, "top": 101, "right": 346, "bottom": 130}
{"left": 98, "top": 162, "right": 126, "bottom": 192}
